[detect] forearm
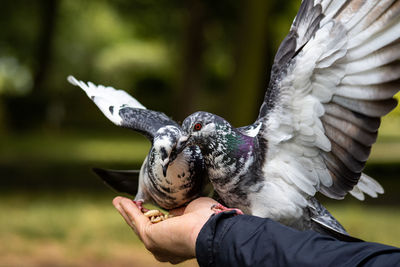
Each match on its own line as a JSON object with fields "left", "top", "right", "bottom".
{"left": 196, "top": 212, "right": 400, "bottom": 267}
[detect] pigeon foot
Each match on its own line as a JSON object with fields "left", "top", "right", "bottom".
{"left": 133, "top": 200, "right": 149, "bottom": 212}
{"left": 211, "top": 203, "right": 244, "bottom": 215}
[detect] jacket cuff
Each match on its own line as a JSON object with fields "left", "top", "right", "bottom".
{"left": 195, "top": 211, "right": 238, "bottom": 267}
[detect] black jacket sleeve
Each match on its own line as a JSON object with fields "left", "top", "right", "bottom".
{"left": 195, "top": 212, "right": 400, "bottom": 267}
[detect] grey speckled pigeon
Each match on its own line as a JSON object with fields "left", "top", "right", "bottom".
{"left": 166, "top": 0, "right": 400, "bottom": 240}
{"left": 68, "top": 76, "right": 208, "bottom": 210}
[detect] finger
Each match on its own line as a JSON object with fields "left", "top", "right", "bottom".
{"left": 112, "top": 196, "right": 131, "bottom": 210}
{"left": 112, "top": 196, "right": 126, "bottom": 207}
{"left": 154, "top": 254, "right": 168, "bottom": 262}
{"left": 153, "top": 253, "right": 186, "bottom": 264}
{"left": 119, "top": 198, "right": 150, "bottom": 230}
{"left": 119, "top": 199, "right": 154, "bottom": 244}
{"left": 118, "top": 206, "right": 137, "bottom": 232}
{"left": 170, "top": 258, "right": 186, "bottom": 265}
{"left": 113, "top": 197, "right": 136, "bottom": 231}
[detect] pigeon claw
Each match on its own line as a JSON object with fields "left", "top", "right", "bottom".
{"left": 133, "top": 200, "right": 149, "bottom": 213}
{"left": 211, "top": 203, "right": 244, "bottom": 215}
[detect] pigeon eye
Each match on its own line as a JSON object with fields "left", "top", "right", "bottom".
{"left": 193, "top": 123, "right": 202, "bottom": 131}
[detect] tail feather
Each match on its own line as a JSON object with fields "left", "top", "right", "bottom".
{"left": 350, "top": 173, "right": 385, "bottom": 201}
{"left": 349, "top": 173, "right": 384, "bottom": 200}
{"left": 93, "top": 167, "right": 140, "bottom": 196}
{"left": 308, "top": 198, "right": 363, "bottom": 242}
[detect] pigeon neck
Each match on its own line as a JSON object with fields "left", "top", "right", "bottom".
{"left": 202, "top": 128, "right": 256, "bottom": 176}
{"left": 225, "top": 131, "right": 254, "bottom": 157}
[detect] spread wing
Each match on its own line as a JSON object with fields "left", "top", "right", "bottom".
{"left": 258, "top": 0, "right": 400, "bottom": 200}
{"left": 68, "top": 76, "right": 179, "bottom": 140}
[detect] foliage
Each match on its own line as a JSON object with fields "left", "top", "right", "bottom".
{"left": 0, "top": 0, "right": 314, "bottom": 132}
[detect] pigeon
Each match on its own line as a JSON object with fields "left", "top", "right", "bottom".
{"left": 67, "top": 76, "right": 209, "bottom": 211}
{"left": 165, "top": 0, "right": 400, "bottom": 240}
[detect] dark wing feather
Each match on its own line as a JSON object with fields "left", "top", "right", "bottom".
{"left": 119, "top": 108, "right": 179, "bottom": 140}
{"left": 259, "top": 0, "right": 325, "bottom": 117}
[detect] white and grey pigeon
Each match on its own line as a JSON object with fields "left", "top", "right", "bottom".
{"left": 165, "top": 0, "right": 400, "bottom": 240}
{"left": 67, "top": 76, "right": 209, "bottom": 211}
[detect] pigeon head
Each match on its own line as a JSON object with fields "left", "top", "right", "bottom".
{"left": 161, "top": 112, "right": 226, "bottom": 173}
{"left": 153, "top": 125, "right": 183, "bottom": 175}
{"left": 184, "top": 111, "right": 214, "bottom": 132}
{"left": 178, "top": 111, "right": 230, "bottom": 149}
{"left": 172, "top": 111, "right": 251, "bottom": 163}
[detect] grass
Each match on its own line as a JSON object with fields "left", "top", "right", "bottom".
{"left": 369, "top": 115, "right": 400, "bottom": 163}
{"left": 0, "top": 191, "right": 198, "bottom": 267}
{"left": 0, "top": 191, "right": 399, "bottom": 267}
{"left": 325, "top": 203, "right": 400, "bottom": 246}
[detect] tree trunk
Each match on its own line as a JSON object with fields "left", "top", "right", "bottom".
{"left": 177, "top": 0, "right": 206, "bottom": 119}
{"left": 32, "top": 0, "right": 59, "bottom": 93}
{"left": 4, "top": 0, "right": 59, "bottom": 131}
{"left": 229, "top": 0, "right": 271, "bottom": 127}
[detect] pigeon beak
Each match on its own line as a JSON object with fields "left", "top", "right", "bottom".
{"left": 161, "top": 157, "right": 171, "bottom": 177}
{"left": 162, "top": 163, "right": 169, "bottom": 177}
{"left": 175, "top": 135, "right": 189, "bottom": 154}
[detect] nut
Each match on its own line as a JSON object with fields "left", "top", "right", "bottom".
{"left": 151, "top": 216, "right": 163, "bottom": 223}
{"left": 143, "top": 209, "right": 174, "bottom": 223}
{"left": 144, "top": 210, "right": 161, "bottom": 217}
{"left": 164, "top": 214, "right": 173, "bottom": 219}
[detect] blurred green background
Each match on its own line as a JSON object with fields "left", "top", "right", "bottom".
{"left": 0, "top": 0, "right": 399, "bottom": 266}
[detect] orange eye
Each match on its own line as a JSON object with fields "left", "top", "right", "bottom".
{"left": 193, "top": 123, "right": 202, "bottom": 131}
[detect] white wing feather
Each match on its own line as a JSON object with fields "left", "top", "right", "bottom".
{"left": 67, "top": 75, "right": 146, "bottom": 125}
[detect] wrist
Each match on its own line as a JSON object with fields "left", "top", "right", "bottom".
{"left": 190, "top": 212, "right": 214, "bottom": 257}
{"left": 189, "top": 219, "right": 203, "bottom": 257}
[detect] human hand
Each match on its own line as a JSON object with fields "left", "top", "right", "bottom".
{"left": 112, "top": 196, "right": 218, "bottom": 264}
